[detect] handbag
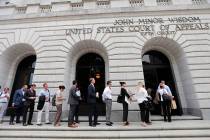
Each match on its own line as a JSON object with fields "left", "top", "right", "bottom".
{"left": 117, "top": 94, "right": 123, "bottom": 103}
{"left": 162, "top": 94, "right": 172, "bottom": 101}
{"left": 37, "top": 95, "right": 45, "bottom": 110}
{"left": 143, "top": 100, "right": 153, "bottom": 110}
{"left": 51, "top": 94, "right": 56, "bottom": 106}
{"left": 171, "top": 99, "right": 177, "bottom": 109}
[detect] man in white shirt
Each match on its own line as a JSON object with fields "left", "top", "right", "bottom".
{"left": 102, "top": 80, "right": 113, "bottom": 126}
{"left": 157, "top": 80, "right": 172, "bottom": 95}
{"left": 157, "top": 83, "right": 173, "bottom": 122}
{"left": 37, "top": 83, "right": 51, "bottom": 125}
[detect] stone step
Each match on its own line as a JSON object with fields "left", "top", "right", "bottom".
{"left": 2, "top": 139, "right": 210, "bottom": 140}
{"left": 0, "top": 129, "right": 210, "bottom": 139}
{"left": 61, "top": 115, "right": 202, "bottom": 122}
{"left": 2, "top": 115, "right": 202, "bottom": 123}
{"left": 1, "top": 121, "right": 209, "bottom": 131}
{"left": 0, "top": 120, "right": 210, "bottom": 139}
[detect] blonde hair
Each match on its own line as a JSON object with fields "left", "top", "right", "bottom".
{"left": 137, "top": 82, "right": 144, "bottom": 87}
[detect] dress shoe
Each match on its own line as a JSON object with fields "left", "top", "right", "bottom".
{"left": 9, "top": 122, "right": 14, "bottom": 125}
{"left": 110, "top": 122, "right": 114, "bottom": 125}
{"left": 23, "top": 123, "right": 27, "bottom": 126}
{"left": 45, "top": 122, "right": 52, "bottom": 124}
{"left": 37, "top": 123, "right": 42, "bottom": 126}
{"left": 89, "top": 124, "right": 96, "bottom": 127}
{"left": 106, "top": 123, "right": 112, "bottom": 126}
{"left": 94, "top": 122, "right": 100, "bottom": 125}
{"left": 28, "top": 123, "right": 34, "bottom": 125}
{"left": 68, "top": 124, "right": 77, "bottom": 128}
{"left": 123, "top": 122, "right": 129, "bottom": 126}
{"left": 146, "top": 122, "right": 152, "bottom": 125}
{"left": 16, "top": 121, "right": 21, "bottom": 123}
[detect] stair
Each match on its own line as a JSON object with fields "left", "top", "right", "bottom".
{"left": 0, "top": 119, "right": 210, "bottom": 140}
{"left": 61, "top": 115, "right": 202, "bottom": 122}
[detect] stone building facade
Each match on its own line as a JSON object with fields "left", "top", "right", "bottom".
{"left": 0, "top": 0, "right": 210, "bottom": 120}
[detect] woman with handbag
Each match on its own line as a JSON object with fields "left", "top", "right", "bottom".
{"left": 157, "top": 83, "right": 174, "bottom": 122}
{"left": 135, "top": 82, "right": 151, "bottom": 127}
{"left": 120, "top": 82, "right": 131, "bottom": 126}
{"left": 54, "top": 85, "right": 65, "bottom": 127}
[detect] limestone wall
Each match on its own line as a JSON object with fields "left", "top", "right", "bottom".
{"left": 0, "top": 5, "right": 210, "bottom": 120}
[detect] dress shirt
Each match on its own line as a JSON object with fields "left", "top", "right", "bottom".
{"left": 102, "top": 86, "right": 112, "bottom": 101}
{"left": 157, "top": 84, "right": 172, "bottom": 94}
{"left": 39, "top": 89, "right": 50, "bottom": 102}
{"left": 158, "top": 88, "right": 168, "bottom": 101}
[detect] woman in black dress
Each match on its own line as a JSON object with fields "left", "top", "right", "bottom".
{"left": 120, "top": 82, "right": 131, "bottom": 126}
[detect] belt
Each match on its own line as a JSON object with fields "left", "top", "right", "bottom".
{"left": 105, "top": 99, "right": 112, "bottom": 100}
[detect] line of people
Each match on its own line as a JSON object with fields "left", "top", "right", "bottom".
{"left": 0, "top": 79, "right": 175, "bottom": 127}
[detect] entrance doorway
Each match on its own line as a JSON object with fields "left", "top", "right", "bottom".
{"left": 9, "top": 55, "right": 36, "bottom": 106}
{"left": 76, "top": 53, "right": 105, "bottom": 115}
{"left": 142, "top": 51, "right": 182, "bottom": 115}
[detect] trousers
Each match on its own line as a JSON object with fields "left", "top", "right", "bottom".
{"left": 37, "top": 102, "right": 50, "bottom": 124}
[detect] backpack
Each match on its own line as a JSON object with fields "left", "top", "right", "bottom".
{"left": 52, "top": 94, "right": 56, "bottom": 106}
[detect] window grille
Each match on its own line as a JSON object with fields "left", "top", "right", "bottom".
{"left": 192, "top": 0, "right": 207, "bottom": 5}
{"left": 129, "top": 0, "right": 144, "bottom": 7}
{"left": 97, "top": 0, "right": 110, "bottom": 8}
{"left": 71, "top": 2, "right": 83, "bottom": 10}
{"left": 156, "top": 0, "right": 172, "bottom": 6}
{"left": 40, "top": 5, "right": 52, "bottom": 13}
{"left": 16, "top": 7, "right": 26, "bottom": 14}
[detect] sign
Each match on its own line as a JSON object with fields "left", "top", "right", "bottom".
{"left": 65, "top": 16, "right": 209, "bottom": 37}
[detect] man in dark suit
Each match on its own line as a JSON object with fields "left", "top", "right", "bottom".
{"left": 10, "top": 85, "right": 28, "bottom": 125}
{"left": 68, "top": 80, "right": 80, "bottom": 128}
{"left": 87, "top": 78, "right": 100, "bottom": 127}
{"left": 22, "top": 84, "right": 36, "bottom": 126}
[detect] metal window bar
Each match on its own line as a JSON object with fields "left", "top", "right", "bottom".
{"left": 71, "top": 3, "right": 83, "bottom": 10}
{"left": 16, "top": 7, "right": 26, "bottom": 14}
{"left": 156, "top": 0, "right": 172, "bottom": 6}
{"left": 40, "top": 5, "right": 52, "bottom": 13}
{"left": 129, "top": 0, "right": 144, "bottom": 7}
{"left": 192, "top": 0, "right": 207, "bottom": 5}
{"left": 97, "top": 1, "right": 110, "bottom": 8}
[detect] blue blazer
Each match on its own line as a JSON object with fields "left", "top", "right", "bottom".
{"left": 87, "top": 84, "right": 96, "bottom": 104}
{"left": 13, "top": 89, "right": 24, "bottom": 107}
